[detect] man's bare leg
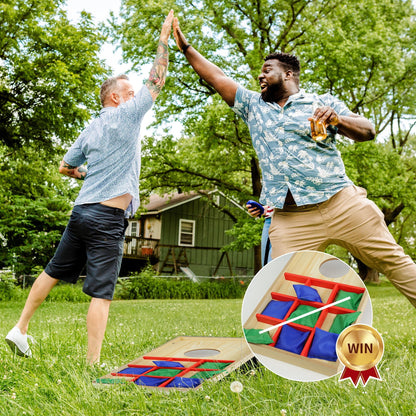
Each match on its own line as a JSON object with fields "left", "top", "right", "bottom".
{"left": 16, "top": 271, "right": 59, "bottom": 334}
{"left": 86, "top": 297, "right": 111, "bottom": 364}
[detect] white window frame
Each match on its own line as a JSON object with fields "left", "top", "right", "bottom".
{"left": 130, "top": 221, "right": 139, "bottom": 237}
{"left": 178, "top": 219, "right": 195, "bottom": 247}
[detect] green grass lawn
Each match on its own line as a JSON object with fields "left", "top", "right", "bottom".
{"left": 1, "top": 281, "right": 415, "bottom": 415}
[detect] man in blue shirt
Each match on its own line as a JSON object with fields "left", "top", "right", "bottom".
{"left": 5, "top": 11, "right": 174, "bottom": 364}
{"left": 172, "top": 19, "right": 416, "bottom": 309}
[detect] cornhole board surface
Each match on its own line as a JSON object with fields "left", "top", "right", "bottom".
{"left": 242, "top": 250, "right": 372, "bottom": 381}
{"left": 95, "top": 336, "right": 253, "bottom": 391}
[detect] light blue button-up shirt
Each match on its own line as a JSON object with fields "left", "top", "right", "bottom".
{"left": 232, "top": 86, "right": 354, "bottom": 208}
{"left": 63, "top": 85, "right": 153, "bottom": 216}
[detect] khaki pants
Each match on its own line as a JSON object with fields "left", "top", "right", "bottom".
{"left": 269, "top": 185, "right": 416, "bottom": 308}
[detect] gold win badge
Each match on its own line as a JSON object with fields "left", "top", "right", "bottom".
{"left": 336, "top": 324, "right": 383, "bottom": 387}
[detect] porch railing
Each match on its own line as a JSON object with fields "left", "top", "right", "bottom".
{"left": 123, "top": 236, "right": 159, "bottom": 259}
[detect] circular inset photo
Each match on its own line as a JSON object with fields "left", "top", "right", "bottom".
{"left": 241, "top": 250, "right": 372, "bottom": 382}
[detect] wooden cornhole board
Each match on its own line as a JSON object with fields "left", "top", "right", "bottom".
{"left": 243, "top": 251, "right": 371, "bottom": 379}
{"left": 95, "top": 336, "right": 253, "bottom": 391}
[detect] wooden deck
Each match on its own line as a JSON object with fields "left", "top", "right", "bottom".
{"left": 123, "top": 237, "right": 235, "bottom": 275}
{"left": 123, "top": 236, "right": 159, "bottom": 259}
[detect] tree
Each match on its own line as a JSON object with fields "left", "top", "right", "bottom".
{"left": 114, "top": 0, "right": 416, "bottom": 271}
{"left": 140, "top": 99, "right": 256, "bottom": 203}
{"left": 0, "top": 0, "right": 108, "bottom": 149}
{"left": 0, "top": 0, "right": 109, "bottom": 275}
{"left": 0, "top": 145, "right": 80, "bottom": 276}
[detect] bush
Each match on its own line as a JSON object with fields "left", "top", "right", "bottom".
{"left": 0, "top": 272, "right": 91, "bottom": 302}
{"left": 0, "top": 271, "right": 23, "bottom": 301}
{"left": 115, "top": 267, "right": 249, "bottom": 300}
{"left": 0, "top": 266, "right": 249, "bottom": 302}
{"left": 46, "top": 282, "right": 90, "bottom": 302}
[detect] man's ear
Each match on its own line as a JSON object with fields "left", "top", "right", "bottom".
{"left": 285, "top": 70, "right": 293, "bottom": 81}
{"left": 110, "top": 92, "right": 120, "bottom": 105}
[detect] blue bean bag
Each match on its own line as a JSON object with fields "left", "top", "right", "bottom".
{"left": 152, "top": 360, "right": 184, "bottom": 368}
{"left": 261, "top": 300, "right": 294, "bottom": 320}
{"left": 117, "top": 367, "right": 153, "bottom": 375}
{"left": 293, "top": 284, "right": 322, "bottom": 303}
{"left": 166, "top": 377, "right": 203, "bottom": 388}
{"left": 275, "top": 325, "right": 310, "bottom": 354}
{"left": 134, "top": 376, "right": 170, "bottom": 386}
{"left": 308, "top": 328, "right": 339, "bottom": 362}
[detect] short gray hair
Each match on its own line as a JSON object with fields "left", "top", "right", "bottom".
{"left": 100, "top": 74, "right": 129, "bottom": 106}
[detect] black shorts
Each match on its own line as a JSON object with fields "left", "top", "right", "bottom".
{"left": 45, "top": 203, "right": 127, "bottom": 300}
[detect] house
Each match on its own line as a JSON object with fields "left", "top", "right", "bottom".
{"left": 121, "top": 191, "right": 255, "bottom": 277}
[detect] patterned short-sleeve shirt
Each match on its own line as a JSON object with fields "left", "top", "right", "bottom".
{"left": 232, "top": 86, "right": 354, "bottom": 208}
{"left": 64, "top": 86, "right": 153, "bottom": 216}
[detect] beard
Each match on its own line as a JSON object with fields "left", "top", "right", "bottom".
{"left": 261, "top": 76, "right": 285, "bottom": 103}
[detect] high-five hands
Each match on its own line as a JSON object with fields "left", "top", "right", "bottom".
{"left": 173, "top": 18, "right": 189, "bottom": 52}
{"left": 160, "top": 10, "right": 174, "bottom": 43}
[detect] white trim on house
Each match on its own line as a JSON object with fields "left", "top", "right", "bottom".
{"left": 143, "top": 190, "right": 246, "bottom": 216}
{"left": 178, "top": 219, "right": 196, "bottom": 247}
{"left": 125, "top": 220, "right": 140, "bottom": 237}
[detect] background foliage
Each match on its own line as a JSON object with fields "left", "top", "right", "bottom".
{"left": 111, "top": 0, "right": 416, "bottom": 269}
{"left": 1, "top": 0, "right": 416, "bottom": 274}
{"left": 115, "top": 267, "right": 247, "bottom": 300}
{"left": 0, "top": 0, "right": 109, "bottom": 275}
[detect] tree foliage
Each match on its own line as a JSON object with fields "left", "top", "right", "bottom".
{"left": 114, "top": 0, "right": 416, "bottom": 267}
{"left": 340, "top": 137, "right": 416, "bottom": 259}
{"left": 0, "top": 0, "right": 109, "bottom": 274}
{"left": 140, "top": 97, "right": 256, "bottom": 201}
{"left": 0, "top": 145, "right": 81, "bottom": 276}
{"left": 117, "top": 0, "right": 416, "bottom": 191}
{"left": 0, "top": 0, "right": 108, "bottom": 149}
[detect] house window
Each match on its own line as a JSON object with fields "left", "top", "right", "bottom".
{"left": 127, "top": 221, "right": 139, "bottom": 237}
{"left": 179, "top": 219, "right": 195, "bottom": 246}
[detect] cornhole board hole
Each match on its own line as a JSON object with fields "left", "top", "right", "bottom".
{"left": 95, "top": 336, "right": 253, "bottom": 391}
{"left": 242, "top": 250, "right": 372, "bottom": 381}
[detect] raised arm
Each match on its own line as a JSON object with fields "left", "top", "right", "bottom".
{"left": 312, "top": 107, "right": 376, "bottom": 142}
{"left": 145, "top": 10, "right": 174, "bottom": 101}
{"left": 173, "top": 18, "right": 238, "bottom": 106}
{"left": 59, "top": 160, "right": 87, "bottom": 180}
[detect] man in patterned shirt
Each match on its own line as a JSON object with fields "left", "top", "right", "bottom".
{"left": 5, "top": 11, "right": 174, "bottom": 364}
{"left": 173, "top": 18, "right": 416, "bottom": 309}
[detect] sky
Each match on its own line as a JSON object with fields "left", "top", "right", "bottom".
{"left": 64, "top": 0, "right": 416, "bottom": 140}
{"left": 65, "top": 0, "right": 118, "bottom": 23}
{"left": 64, "top": 0, "right": 158, "bottom": 133}
{"left": 65, "top": 0, "right": 130, "bottom": 75}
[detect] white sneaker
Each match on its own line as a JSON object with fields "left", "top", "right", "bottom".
{"left": 5, "top": 327, "right": 33, "bottom": 357}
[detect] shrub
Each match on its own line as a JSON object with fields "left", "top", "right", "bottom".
{"left": 0, "top": 271, "right": 23, "bottom": 301}
{"left": 46, "top": 282, "right": 90, "bottom": 302}
{"left": 0, "top": 266, "right": 249, "bottom": 302}
{"left": 0, "top": 272, "right": 90, "bottom": 302}
{"left": 115, "top": 267, "right": 249, "bottom": 300}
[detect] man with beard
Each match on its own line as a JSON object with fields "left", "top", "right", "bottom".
{"left": 173, "top": 18, "right": 416, "bottom": 308}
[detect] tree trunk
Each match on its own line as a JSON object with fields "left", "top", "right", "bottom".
{"left": 254, "top": 244, "right": 262, "bottom": 274}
